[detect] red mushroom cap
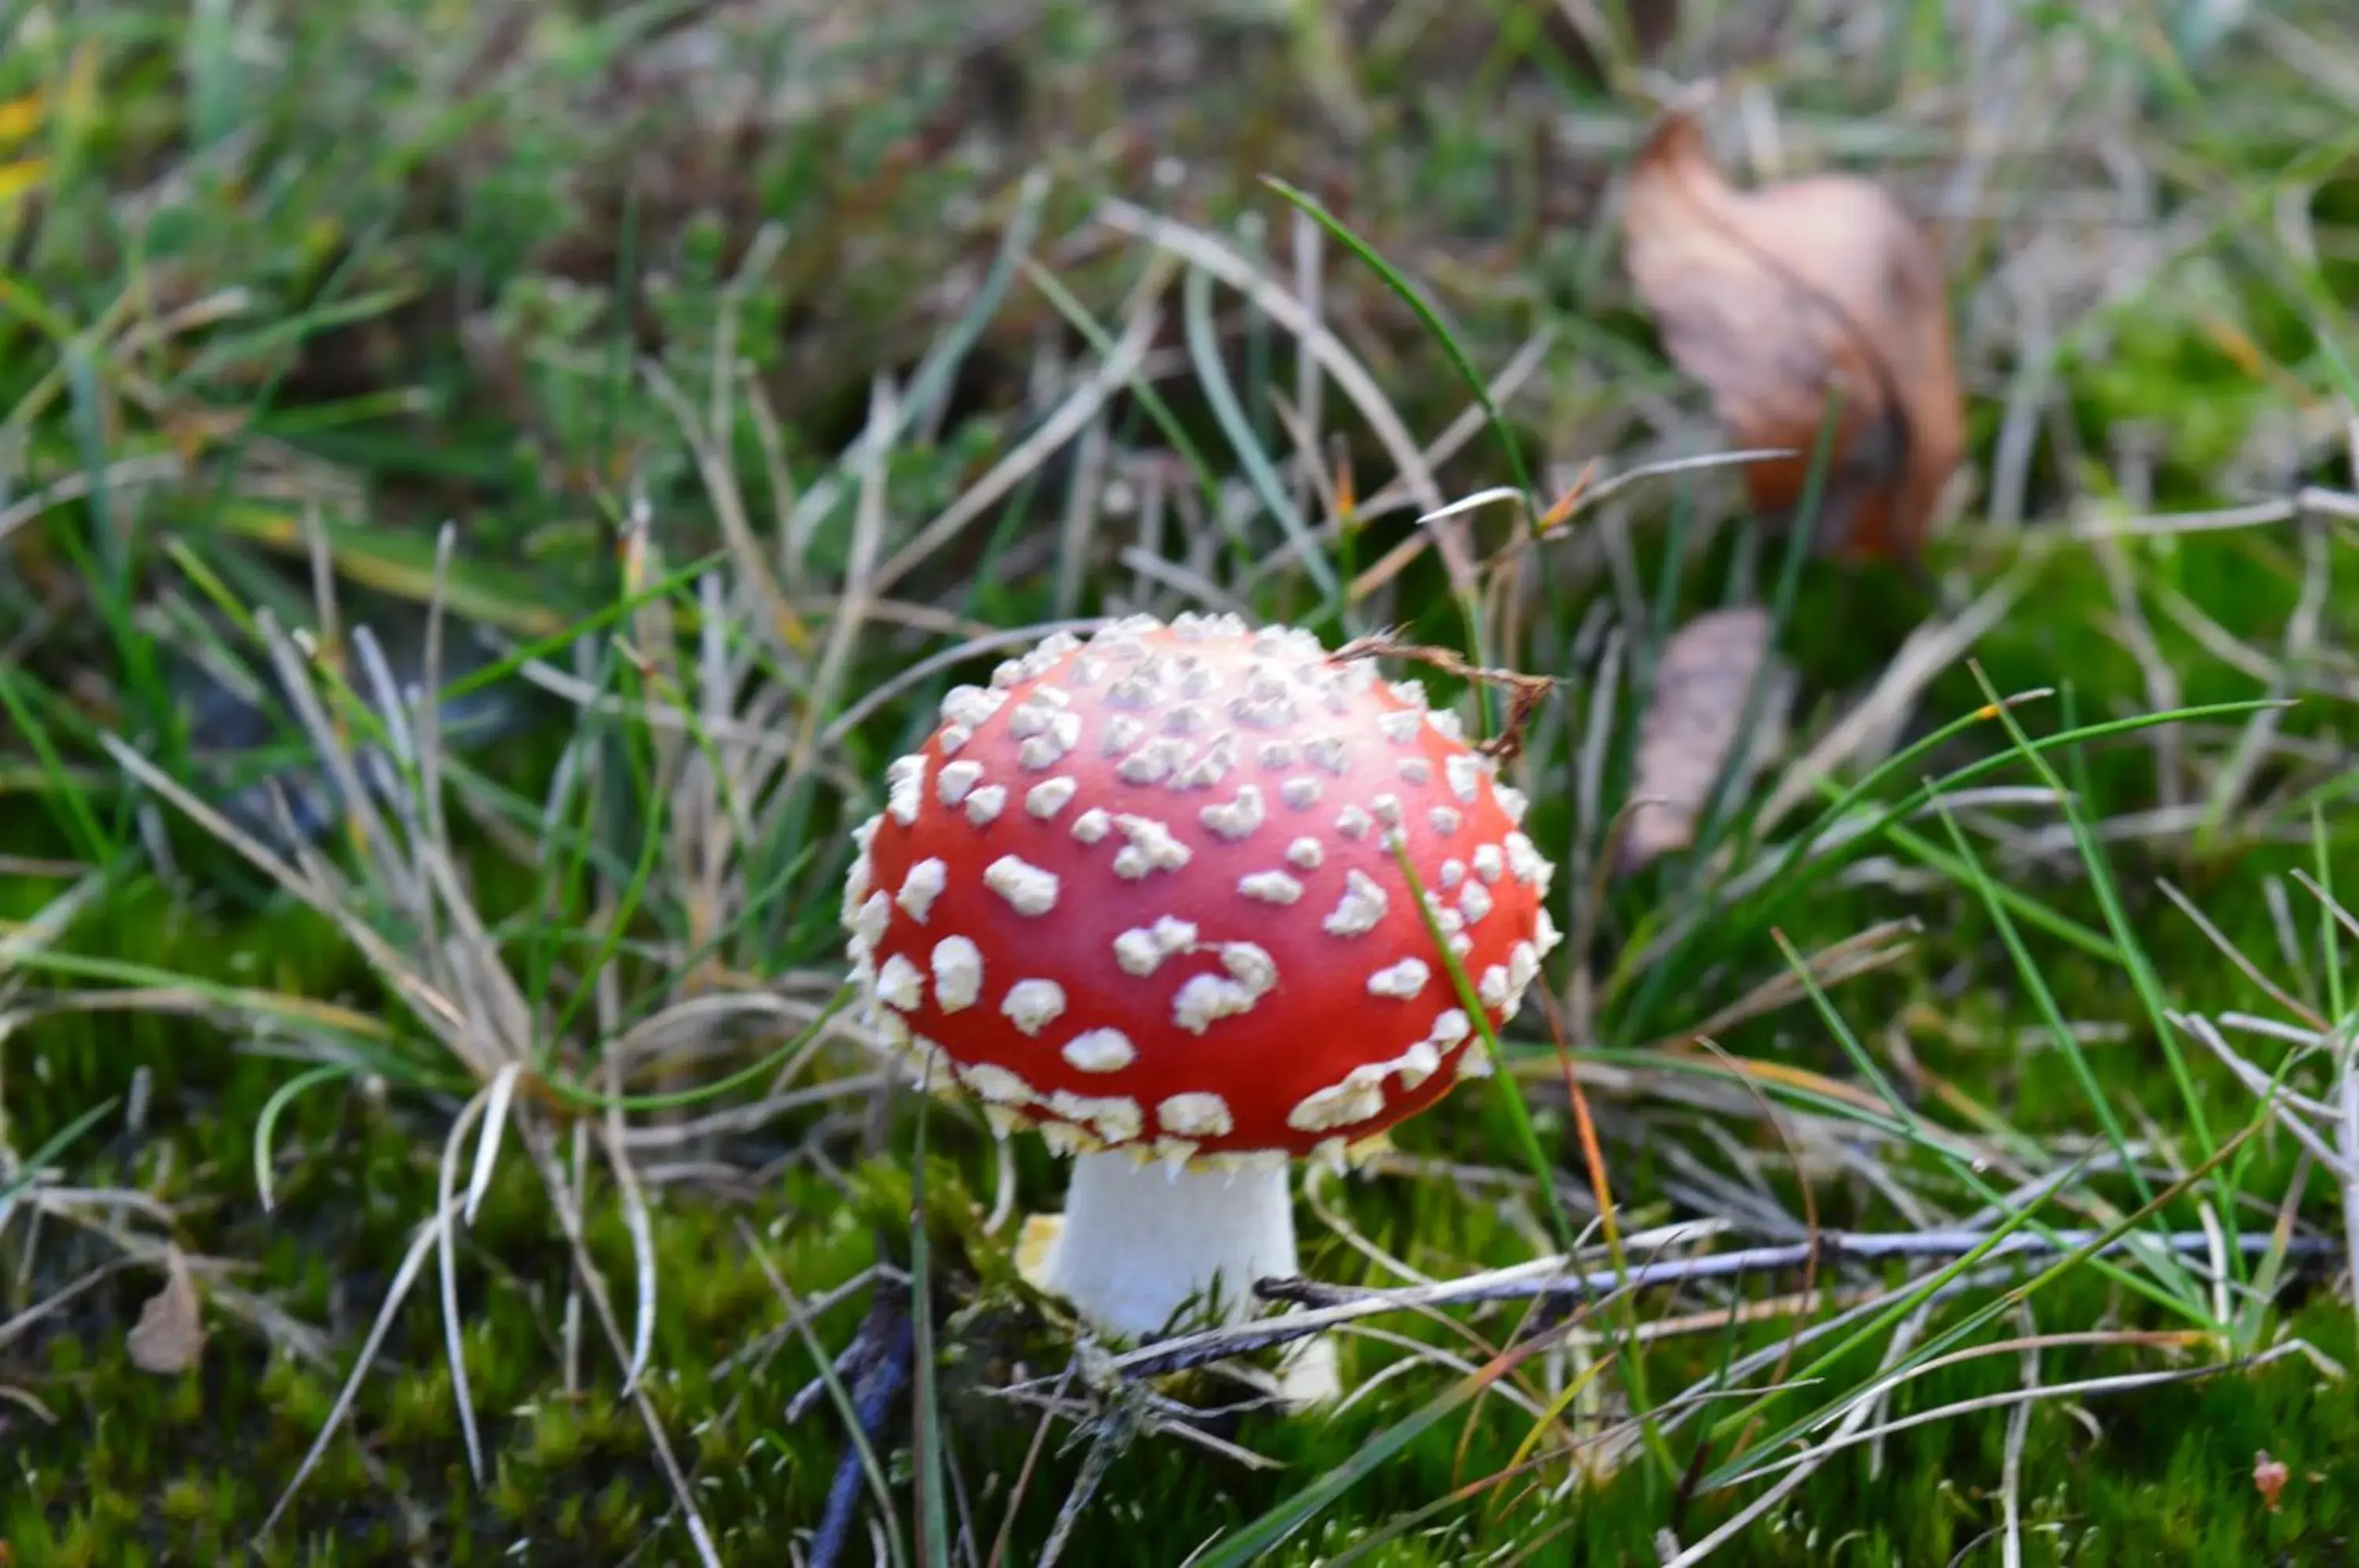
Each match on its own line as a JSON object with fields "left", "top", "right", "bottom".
{"left": 841, "top": 613, "right": 1562, "bottom": 1165}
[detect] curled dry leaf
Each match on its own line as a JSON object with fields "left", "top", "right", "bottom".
{"left": 127, "top": 1244, "right": 208, "bottom": 1376}
{"left": 1621, "top": 109, "right": 1965, "bottom": 567}
{"left": 1619, "top": 606, "right": 1787, "bottom": 874}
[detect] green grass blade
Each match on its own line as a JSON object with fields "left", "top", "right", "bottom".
{"left": 1194, "top": 1338, "right": 1584, "bottom": 1567}
{"left": 0, "top": 1095, "right": 120, "bottom": 1207}
{"left": 1180, "top": 262, "right": 1341, "bottom": 614}
{"left": 1260, "top": 176, "right": 1535, "bottom": 511}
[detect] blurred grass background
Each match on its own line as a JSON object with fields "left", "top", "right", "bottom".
{"left": 6, "top": 0, "right": 2359, "bottom": 1562}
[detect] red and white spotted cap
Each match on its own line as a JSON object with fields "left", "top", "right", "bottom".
{"left": 841, "top": 612, "right": 1562, "bottom": 1167}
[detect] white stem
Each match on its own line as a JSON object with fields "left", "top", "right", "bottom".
{"left": 1039, "top": 1151, "right": 1298, "bottom": 1338}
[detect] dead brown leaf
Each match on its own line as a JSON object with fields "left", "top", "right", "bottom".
{"left": 127, "top": 1245, "right": 207, "bottom": 1376}
{"left": 1621, "top": 108, "right": 1965, "bottom": 568}
{"left": 1619, "top": 606, "right": 1782, "bottom": 874}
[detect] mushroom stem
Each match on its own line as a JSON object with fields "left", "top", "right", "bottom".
{"left": 1039, "top": 1150, "right": 1299, "bottom": 1342}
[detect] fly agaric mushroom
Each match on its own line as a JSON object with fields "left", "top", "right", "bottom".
{"left": 841, "top": 613, "right": 1561, "bottom": 1393}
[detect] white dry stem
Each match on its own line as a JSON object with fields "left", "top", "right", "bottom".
{"left": 260, "top": 1198, "right": 462, "bottom": 1542}
{"left": 463, "top": 1061, "right": 524, "bottom": 1225}
{"left": 1068, "top": 1224, "right": 2334, "bottom": 1393}
{"left": 434, "top": 1086, "right": 494, "bottom": 1485}
{"left": 2001, "top": 1305, "right": 2039, "bottom": 1568}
